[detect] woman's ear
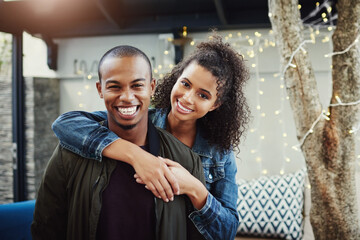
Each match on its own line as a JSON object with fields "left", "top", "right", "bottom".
{"left": 209, "top": 102, "right": 221, "bottom": 112}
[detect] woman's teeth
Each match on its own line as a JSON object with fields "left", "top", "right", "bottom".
{"left": 178, "top": 101, "right": 192, "bottom": 112}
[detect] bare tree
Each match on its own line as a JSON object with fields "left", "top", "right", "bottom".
{"left": 268, "top": 0, "right": 360, "bottom": 239}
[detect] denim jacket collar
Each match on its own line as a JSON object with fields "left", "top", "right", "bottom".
{"left": 149, "top": 108, "right": 213, "bottom": 159}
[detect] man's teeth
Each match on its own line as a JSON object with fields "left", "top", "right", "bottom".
{"left": 178, "top": 101, "right": 192, "bottom": 112}
{"left": 118, "top": 106, "right": 137, "bottom": 115}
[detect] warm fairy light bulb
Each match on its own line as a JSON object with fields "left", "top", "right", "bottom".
{"left": 159, "top": 74, "right": 164, "bottom": 78}
{"left": 158, "top": 65, "right": 162, "bottom": 69}
{"left": 284, "top": 142, "right": 288, "bottom": 147}
{"left": 182, "top": 26, "right": 187, "bottom": 37}
{"left": 357, "top": 155, "right": 360, "bottom": 159}
{"left": 256, "top": 157, "right": 262, "bottom": 162}
{"left": 321, "top": 12, "right": 327, "bottom": 18}
{"left": 190, "top": 41, "right": 195, "bottom": 46}
{"left": 285, "top": 157, "right": 291, "bottom": 162}
{"left": 250, "top": 128, "right": 256, "bottom": 133}
{"left": 248, "top": 39, "right": 254, "bottom": 46}
{"left": 228, "top": 33, "right": 233, "bottom": 38}
{"left": 306, "top": 184, "right": 311, "bottom": 189}
{"left": 315, "top": 29, "right": 320, "bottom": 35}
{"left": 87, "top": 74, "right": 92, "bottom": 80}
{"left": 164, "top": 50, "right": 169, "bottom": 55}
{"left": 275, "top": 110, "right": 280, "bottom": 115}
{"left": 255, "top": 32, "right": 262, "bottom": 37}
{"left": 259, "top": 90, "right": 264, "bottom": 95}
{"left": 262, "top": 169, "right": 268, "bottom": 175}
{"left": 256, "top": 105, "right": 261, "bottom": 110}
{"left": 273, "top": 73, "right": 279, "bottom": 77}
{"left": 237, "top": 32, "right": 242, "bottom": 37}
{"left": 280, "top": 84, "right": 284, "bottom": 89}
{"left": 261, "top": 113, "right": 266, "bottom": 117}
{"left": 77, "top": 91, "right": 82, "bottom": 96}
{"left": 251, "top": 149, "right": 256, "bottom": 154}
{"left": 286, "top": 96, "right": 289, "bottom": 100}
{"left": 269, "top": 30, "right": 273, "bottom": 35}
{"left": 349, "top": 129, "right": 354, "bottom": 134}
{"left": 260, "top": 135, "right": 265, "bottom": 140}
{"left": 169, "top": 64, "right": 174, "bottom": 68}
{"left": 309, "top": 129, "right": 314, "bottom": 133}
{"left": 280, "top": 169, "right": 285, "bottom": 175}
{"left": 328, "top": 26, "right": 333, "bottom": 31}
{"left": 283, "top": 133, "right": 287, "bottom": 137}
{"left": 322, "top": 36, "right": 330, "bottom": 43}
{"left": 84, "top": 85, "right": 90, "bottom": 90}
{"left": 154, "top": 69, "right": 158, "bottom": 73}
{"left": 252, "top": 64, "right": 256, "bottom": 68}
{"left": 260, "top": 78, "right": 265, "bottom": 82}
{"left": 79, "top": 103, "right": 84, "bottom": 108}
{"left": 259, "top": 47, "right": 263, "bottom": 53}
{"left": 298, "top": 4, "right": 301, "bottom": 9}
{"left": 268, "top": 12, "right": 272, "bottom": 18}
{"left": 323, "top": 18, "right": 328, "bottom": 23}
{"left": 225, "top": 36, "right": 229, "bottom": 41}
{"left": 335, "top": 95, "right": 342, "bottom": 103}
{"left": 316, "top": 2, "right": 320, "bottom": 6}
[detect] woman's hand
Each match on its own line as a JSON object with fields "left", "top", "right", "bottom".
{"left": 135, "top": 157, "right": 208, "bottom": 209}
{"left": 103, "top": 139, "right": 179, "bottom": 202}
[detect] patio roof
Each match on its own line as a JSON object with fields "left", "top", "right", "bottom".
{"left": 0, "top": 0, "right": 324, "bottom": 38}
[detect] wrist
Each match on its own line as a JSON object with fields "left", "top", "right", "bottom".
{"left": 187, "top": 178, "right": 208, "bottom": 210}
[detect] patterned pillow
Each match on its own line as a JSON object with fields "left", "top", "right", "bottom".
{"left": 236, "top": 168, "right": 306, "bottom": 240}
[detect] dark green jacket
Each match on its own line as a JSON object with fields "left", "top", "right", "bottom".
{"left": 31, "top": 123, "right": 205, "bottom": 240}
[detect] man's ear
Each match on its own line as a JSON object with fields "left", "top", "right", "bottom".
{"left": 150, "top": 78, "right": 156, "bottom": 95}
{"left": 96, "top": 81, "right": 103, "bottom": 98}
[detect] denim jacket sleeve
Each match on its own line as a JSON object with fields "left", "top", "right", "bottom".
{"left": 189, "top": 151, "right": 239, "bottom": 240}
{"left": 51, "top": 110, "right": 117, "bottom": 161}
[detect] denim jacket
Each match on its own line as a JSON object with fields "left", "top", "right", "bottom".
{"left": 52, "top": 109, "right": 240, "bottom": 240}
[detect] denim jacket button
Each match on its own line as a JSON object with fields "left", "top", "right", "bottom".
{"left": 208, "top": 173, "right": 213, "bottom": 180}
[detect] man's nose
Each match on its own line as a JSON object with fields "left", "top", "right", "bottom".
{"left": 119, "top": 89, "right": 135, "bottom": 102}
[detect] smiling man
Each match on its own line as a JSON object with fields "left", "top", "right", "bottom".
{"left": 31, "top": 46, "right": 205, "bottom": 240}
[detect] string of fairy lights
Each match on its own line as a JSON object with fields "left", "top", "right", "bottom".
{"left": 73, "top": 0, "right": 360, "bottom": 175}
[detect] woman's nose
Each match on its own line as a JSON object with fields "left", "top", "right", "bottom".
{"left": 182, "top": 90, "right": 194, "bottom": 104}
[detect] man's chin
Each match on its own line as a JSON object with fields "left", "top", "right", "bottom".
{"left": 118, "top": 123, "right": 137, "bottom": 130}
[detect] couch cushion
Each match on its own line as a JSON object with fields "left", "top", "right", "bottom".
{"left": 236, "top": 168, "right": 306, "bottom": 240}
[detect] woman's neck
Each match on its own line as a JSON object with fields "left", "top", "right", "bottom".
{"left": 166, "top": 113, "right": 197, "bottom": 148}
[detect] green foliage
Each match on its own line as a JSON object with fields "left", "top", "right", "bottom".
{"left": 0, "top": 32, "right": 12, "bottom": 77}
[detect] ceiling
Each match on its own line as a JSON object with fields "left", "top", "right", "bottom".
{"left": 0, "top": 0, "right": 336, "bottom": 39}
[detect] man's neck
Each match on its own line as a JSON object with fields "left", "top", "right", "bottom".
{"left": 108, "top": 119, "right": 148, "bottom": 146}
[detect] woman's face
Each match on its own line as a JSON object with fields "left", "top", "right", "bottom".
{"left": 169, "top": 61, "right": 219, "bottom": 123}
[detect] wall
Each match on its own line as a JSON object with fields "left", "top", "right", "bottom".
{"left": 49, "top": 29, "right": 355, "bottom": 180}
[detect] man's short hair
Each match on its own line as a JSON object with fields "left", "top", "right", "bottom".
{"left": 98, "top": 45, "right": 152, "bottom": 81}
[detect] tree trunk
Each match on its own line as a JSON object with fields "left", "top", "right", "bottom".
{"left": 268, "top": 0, "right": 360, "bottom": 239}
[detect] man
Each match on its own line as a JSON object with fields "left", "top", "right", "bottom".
{"left": 31, "top": 46, "right": 205, "bottom": 240}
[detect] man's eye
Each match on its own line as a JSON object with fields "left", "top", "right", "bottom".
{"left": 133, "top": 84, "right": 144, "bottom": 88}
{"left": 108, "top": 85, "right": 120, "bottom": 89}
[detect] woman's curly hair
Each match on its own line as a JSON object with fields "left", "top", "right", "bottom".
{"left": 153, "top": 33, "right": 251, "bottom": 152}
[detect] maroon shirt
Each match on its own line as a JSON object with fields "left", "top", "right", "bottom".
{"left": 96, "top": 121, "right": 160, "bottom": 240}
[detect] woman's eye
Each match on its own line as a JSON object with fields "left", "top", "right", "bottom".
{"left": 181, "top": 81, "right": 190, "bottom": 88}
{"left": 199, "top": 93, "right": 209, "bottom": 99}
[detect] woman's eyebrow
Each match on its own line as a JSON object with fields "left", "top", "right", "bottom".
{"left": 184, "top": 77, "right": 212, "bottom": 96}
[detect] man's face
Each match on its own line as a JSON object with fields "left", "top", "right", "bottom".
{"left": 96, "top": 56, "right": 155, "bottom": 134}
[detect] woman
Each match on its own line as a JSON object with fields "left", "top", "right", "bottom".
{"left": 52, "top": 34, "right": 250, "bottom": 240}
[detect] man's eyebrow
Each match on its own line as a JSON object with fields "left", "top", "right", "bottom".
{"left": 131, "top": 78, "right": 146, "bottom": 83}
{"left": 184, "top": 77, "right": 212, "bottom": 96}
{"left": 105, "top": 80, "right": 120, "bottom": 85}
